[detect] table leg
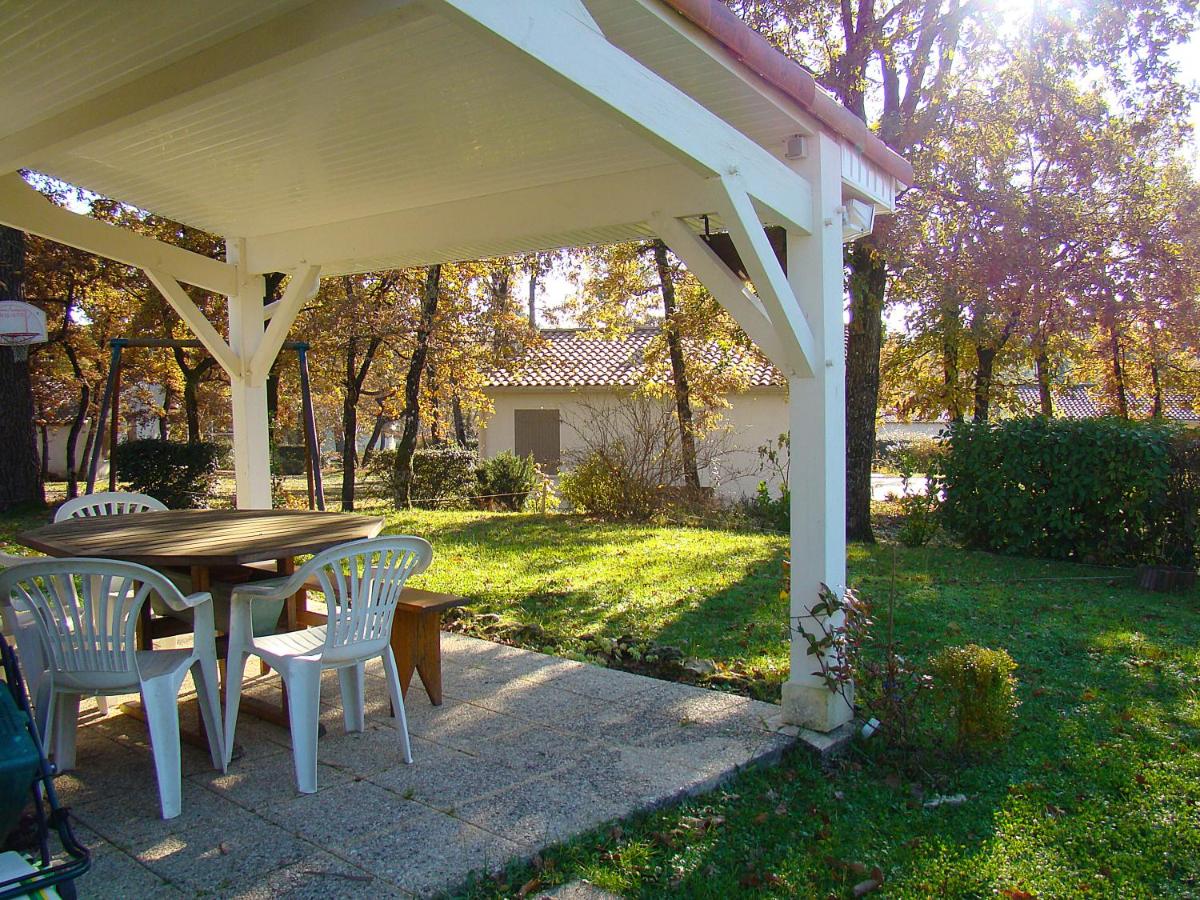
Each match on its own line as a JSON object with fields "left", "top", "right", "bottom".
{"left": 391, "top": 609, "right": 445, "bottom": 706}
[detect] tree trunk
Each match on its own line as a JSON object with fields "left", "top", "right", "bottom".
{"left": 1107, "top": 319, "right": 1128, "bottom": 418}
{"left": 973, "top": 346, "right": 997, "bottom": 424}
{"left": 361, "top": 409, "right": 386, "bottom": 465}
{"left": 172, "top": 347, "right": 216, "bottom": 444}
{"left": 1150, "top": 358, "right": 1164, "bottom": 419}
{"left": 527, "top": 256, "right": 539, "bottom": 327}
{"left": 1035, "top": 351, "right": 1053, "bottom": 417}
{"left": 393, "top": 265, "right": 441, "bottom": 505}
{"left": 427, "top": 360, "right": 442, "bottom": 446}
{"left": 845, "top": 239, "right": 887, "bottom": 543}
{"left": 652, "top": 240, "right": 701, "bottom": 490}
{"left": 39, "top": 423, "right": 49, "bottom": 483}
{"left": 452, "top": 395, "right": 468, "bottom": 447}
{"left": 65, "top": 381, "right": 89, "bottom": 499}
{"left": 0, "top": 226, "right": 43, "bottom": 511}
{"left": 940, "top": 288, "right": 963, "bottom": 423}
{"left": 340, "top": 333, "right": 383, "bottom": 512}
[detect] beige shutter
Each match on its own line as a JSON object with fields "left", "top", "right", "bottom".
{"left": 514, "top": 409, "right": 561, "bottom": 475}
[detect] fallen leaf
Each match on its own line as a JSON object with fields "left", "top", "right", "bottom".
{"left": 754, "top": 812, "right": 770, "bottom": 824}
{"left": 608, "top": 825, "right": 623, "bottom": 841}
{"left": 217, "top": 842, "right": 231, "bottom": 855}
{"left": 884, "top": 773, "right": 902, "bottom": 789}
{"left": 531, "top": 853, "right": 544, "bottom": 871}
{"left": 1000, "top": 890, "right": 1035, "bottom": 899}
{"left": 516, "top": 876, "right": 542, "bottom": 898}
{"left": 775, "top": 803, "right": 789, "bottom": 816}
{"left": 852, "top": 878, "right": 881, "bottom": 896}
{"left": 833, "top": 790, "right": 846, "bottom": 801}
{"left": 1081, "top": 689, "right": 1097, "bottom": 702}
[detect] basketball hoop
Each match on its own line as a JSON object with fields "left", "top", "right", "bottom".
{"left": 0, "top": 301, "right": 47, "bottom": 361}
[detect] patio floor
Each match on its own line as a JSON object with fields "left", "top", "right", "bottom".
{"left": 54, "top": 634, "right": 796, "bottom": 898}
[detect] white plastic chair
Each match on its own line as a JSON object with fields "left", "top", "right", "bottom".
{"left": 0, "top": 558, "right": 225, "bottom": 819}
{"left": 53, "top": 490, "right": 168, "bottom": 715}
{"left": 223, "top": 536, "right": 433, "bottom": 794}
{"left": 54, "top": 491, "right": 167, "bottom": 522}
{"left": 0, "top": 553, "right": 50, "bottom": 712}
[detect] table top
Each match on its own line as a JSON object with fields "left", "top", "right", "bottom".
{"left": 17, "top": 509, "right": 385, "bottom": 568}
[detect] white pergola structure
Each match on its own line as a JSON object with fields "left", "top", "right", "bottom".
{"left": 0, "top": 0, "right": 910, "bottom": 731}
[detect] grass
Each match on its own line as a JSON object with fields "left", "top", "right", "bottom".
{"left": 4, "top": 498, "right": 1200, "bottom": 896}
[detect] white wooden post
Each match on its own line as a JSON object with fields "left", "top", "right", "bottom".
{"left": 225, "top": 239, "right": 272, "bottom": 510}
{"left": 781, "top": 132, "right": 852, "bottom": 731}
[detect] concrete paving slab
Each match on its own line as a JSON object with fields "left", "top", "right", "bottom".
{"left": 58, "top": 634, "right": 798, "bottom": 897}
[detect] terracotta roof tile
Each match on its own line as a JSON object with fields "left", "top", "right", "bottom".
{"left": 487, "top": 327, "right": 783, "bottom": 388}
{"left": 1014, "top": 385, "right": 1200, "bottom": 423}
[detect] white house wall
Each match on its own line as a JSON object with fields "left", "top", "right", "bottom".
{"left": 479, "top": 386, "right": 788, "bottom": 500}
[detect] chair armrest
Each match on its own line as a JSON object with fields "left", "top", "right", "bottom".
{"left": 161, "top": 590, "right": 213, "bottom": 612}
{"left": 229, "top": 574, "right": 302, "bottom": 603}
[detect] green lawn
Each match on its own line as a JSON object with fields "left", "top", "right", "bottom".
{"left": 4, "top": 502, "right": 1199, "bottom": 896}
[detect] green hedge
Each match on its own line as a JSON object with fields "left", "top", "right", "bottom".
{"left": 938, "top": 418, "right": 1199, "bottom": 566}
{"left": 408, "top": 446, "right": 478, "bottom": 508}
{"left": 112, "top": 439, "right": 220, "bottom": 509}
{"left": 273, "top": 444, "right": 312, "bottom": 476}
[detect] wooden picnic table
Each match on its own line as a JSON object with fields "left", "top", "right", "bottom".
{"left": 16, "top": 508, "right": 385, "bottom": 735}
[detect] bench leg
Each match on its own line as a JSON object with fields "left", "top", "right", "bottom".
{"left": 391, "top": 610, "right": 445, "bottom": 706}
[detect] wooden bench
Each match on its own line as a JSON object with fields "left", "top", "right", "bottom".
{"left": 238, "top": 561, "right": 467, "bottom": 705}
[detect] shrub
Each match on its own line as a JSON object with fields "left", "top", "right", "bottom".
{"left": 112, "top": 439, "right": 220, "bottom": 509}
{"left": 560, "top": 449, "right": 665, "bottom": 519}
{"left": 748, "top": 480, "right": 789, "bottom": 531}
{"left": 272, "top": 444, "right": 312, "bottom": 476}
{"left": 930, "top": 644, "right": 1019, "bottom": 752}
{"left": 404, "top": 446, "right": 478, "bottom": 508}
{"left": 897, "top": 488, "right": 939, "bottom": 547}
{"left": 476, "top": 452, "right": 539, "bottom": 511}
{"left": 875, "top": 437, "right": 945, "bottom": 476}
{"left": 937, "top": 417, "right": 1183, "bottom": 565}
{"left": 1155, "top": 431, "right": 1200, "bottom": 567}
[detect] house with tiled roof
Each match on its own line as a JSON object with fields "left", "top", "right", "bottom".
{"left": 1013, "top": 385, "right": 1200, "bottom": 423}
{"left": 478, "top": 327, "right": 787, "bottom": 498}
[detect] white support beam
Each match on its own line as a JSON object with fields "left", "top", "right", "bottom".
{"left": 781, "top": 131, "right": 851, "bottom": 733}
{"left": 0, "top": 175, "right": 237, "bottom": 295}
{"left": 143, "top": 269, "right": 241, "bottom": 378}
{"left": 0, "top": 0, "right": 426, "bottom": 175}
{"left": 225, "top": 239, "right": 271, "bottom": 510}
{"left": 433, "top": 0, "right": 813, "bottom": 234}
{"left": 714, "top": 176, "right": 816, "bottom": 377}
{"left": 650, "top": 212, "right": 794, "bottom": 376}
{"left": 249, "top": 265, "right": 321, "bottom": 383}
{"left": 244, "top": 164, "right": 716, "bottom": 275}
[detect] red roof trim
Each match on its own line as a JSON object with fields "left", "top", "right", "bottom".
{"left": 658, "top": 0, "right": 914, "bottom": 186}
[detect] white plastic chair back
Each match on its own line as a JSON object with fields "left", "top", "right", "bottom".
{"left": 54, "top": 491, "right": 167, "bottom": 522}
{"left": 302, "top": 537, "right": 432, "bottom": 664}
{"left": 0, "top": 559, "right": 184, "bottom": 690}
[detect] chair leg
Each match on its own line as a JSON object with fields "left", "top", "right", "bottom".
{"left": 140, "top": 676, "right": 183, "bottom": 820}
{"left": 50, "top": 693, "right": 82, "bottom": 771}
{"left": 338, "top": 663, "right": 366, "bottom": 734}
{"left": 381, "top": 648, "right": 413, "bottom": 765}
{"left": 191, "top": 656, "right": 225, "bottom": 772}
{"left": 222, "top": 648, "right": 250, "bottom": 769}
{"left": 284, "top": 661, "right": 323, "bottom": 794}
{"left": 94, "top": 695, "right": 110, "bottom": 715}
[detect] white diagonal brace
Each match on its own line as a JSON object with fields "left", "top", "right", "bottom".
{"left": 715, "top": 176, "right": 816, "bottom": 377}
{"left": 0, "top": 175, "right": 237, "bottom": 295}
{"left": 0, "top": 0, "right": 425, "bottom": 174}
{"left": 650, "top": 212, "right": 794, "bottom": 375}
{"left": 144, "top": 269, "right": 241, "bottom": 378}
{"left": 433, "top": 0, "right": 813, "bottom": 233}
{"left": 249, "top": 265, "right": 321, "bottom": 383}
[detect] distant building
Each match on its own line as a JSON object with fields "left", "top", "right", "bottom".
{"left": 478, "top": 328, "right": 786, "bottom": 499}
{"left": 1013, "top": 385, "right": 1200, "bottom": 423}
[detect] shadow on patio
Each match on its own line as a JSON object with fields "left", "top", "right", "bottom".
{"left": 56, "top": 634, "right": 793, "bottom": 898}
